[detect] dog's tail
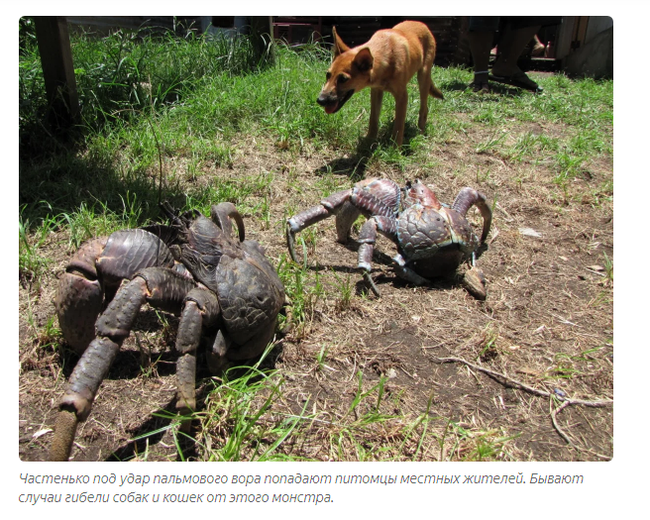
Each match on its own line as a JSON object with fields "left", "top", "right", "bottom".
{"left": 430, "top": 82, "right": 444, "bottom": 100}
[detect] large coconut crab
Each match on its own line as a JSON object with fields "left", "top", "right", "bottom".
{"left": 286, "top": 178, "right": 492, "bottom": 298}
{"left": 49, "top": 202, "right": 285, "bottom": 461}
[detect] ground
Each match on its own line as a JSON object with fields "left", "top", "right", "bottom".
{"left": 19, "top": 92, "right": 613, "bottom": 462}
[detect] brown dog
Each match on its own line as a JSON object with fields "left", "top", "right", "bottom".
{"left": 317, "top": 20, "right": 443, "bottom": 146}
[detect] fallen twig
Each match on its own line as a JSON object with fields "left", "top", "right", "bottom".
{"left": 432, "top": 356, "right": 612, "bottom": 407}
{"left": 495, "top": 202, "right": 515, "bottom": 222}
{"left": 432, "top": 355, "right": 613, "bottom": 447}
{"left": 550, "top": 400, "right": 573, "bottom": 445}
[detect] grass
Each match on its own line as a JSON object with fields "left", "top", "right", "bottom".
{"left": 196, "top": 344, "right": 300, "bottom": 462}
{"left": 276, "top": 256, "right": 325, "bottom": 339}
{"left": 446, "top": 422, "right": 519, "bottom": 461}
{"left": 19, "top": 20, "right": 613, "bottom": 461}
{"left": 19, "top": 205, "right": 57, "bottom": 282}
{"left": 20, "top": 24, "right": 612, "bottom": 225}
{"left": 122, "top": 345, "right": 492, "bottom": 462}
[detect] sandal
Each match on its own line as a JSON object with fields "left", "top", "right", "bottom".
{"left": 488, "top": 71, "right": 543, "bottom": 93}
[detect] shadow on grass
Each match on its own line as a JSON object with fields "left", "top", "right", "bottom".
{"left": 312, "top": 121, "right": 425, "bottom": 180}
{"left": 103, "top": 342, "right": 283, "bottom": 462}
{"left": 19, "top": 125, "right": 189, "bottom": 229}
{"left": 302, "top": 237, "right": 490, "bottom": 297}
{"left": 444, "top": 78, "right": 535, "bottom": 97}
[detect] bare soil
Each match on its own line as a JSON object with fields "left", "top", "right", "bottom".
{"left": 19, "top": 108, "right": 613, "bottom": 462}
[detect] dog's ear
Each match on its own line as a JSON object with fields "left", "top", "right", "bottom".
{"left": 353, "top": 47, "right": 373, "bottom": 72}
{"left": 332, "top": 26, "right": 350, "bottom": 57}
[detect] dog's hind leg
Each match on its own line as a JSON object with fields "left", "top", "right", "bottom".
{"left": 391, "top": 89, "right": 408, "bottom": 146}
{"left": 368, "top": 88, "right": 384, "bottom": 141}
{"left": 417, "top": 67, "right": 432, "bottom": 133}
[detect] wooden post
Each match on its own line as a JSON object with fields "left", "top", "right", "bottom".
{"left": 249, "top": 16, "right": 274, "bottom": 67}
{"left": 34, "top": 16, "right": 79, "bottom": 130}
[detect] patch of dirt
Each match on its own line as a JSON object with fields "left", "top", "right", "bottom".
{"left": 19, "top": 115, "right": 613, "bottom": 462}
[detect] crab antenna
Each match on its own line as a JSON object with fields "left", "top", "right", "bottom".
{"left": 160, "top": 201, "right": 183, "bottom": 227}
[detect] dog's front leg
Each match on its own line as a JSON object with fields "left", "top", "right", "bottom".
{"left": 368, "top": 88, "right": 384, "bottom": 141}
{"left": 391, "top": 89, "right": 408, "bottom": 146}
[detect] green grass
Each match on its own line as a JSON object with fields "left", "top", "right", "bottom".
{"left": 114, "top": 343, "right": 302, "bottom": 462}
{"left": 19, "top": 21, "right": 612, "bottom": 461}
{"left": 445, "top": 422, "right": 520, "bottom": 461}
{"left": 20, "top": 25, "right": 612, "bottom": 225}
{"left": 276, "top": 255, "right": 325, "bottom": 339}
{"left": 196, "top": 344, "right": 301, "bottom": 461}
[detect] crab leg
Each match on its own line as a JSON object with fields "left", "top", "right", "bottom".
{"left": 287, "top": 179, "right": 403, "bottom": 264}
{"left": 175, "top": 288, "right": 220, "bottom": 418}
{"left": 49, "top": 336, "right": 121, "bottom": 461}
{"left": 391, "top": 253, "right": 431, "bottom": 287}
{"left": 452, "top": 187, "right": 492, "bottom": 243}
{"left": 49, "top": 268, "right": 195, "bottom": 461}
{"left": 211, "top": 202, "right": 246, "bottom": 242}
{"left": 286, "top": 189, "right": 354, "bottom": 263}
{"left": 357, "top": 216, "right": 398, "bottom": 296}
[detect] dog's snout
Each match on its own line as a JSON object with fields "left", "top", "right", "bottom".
{"left": 317, "top": 94, "right": 330, "bottom": 107}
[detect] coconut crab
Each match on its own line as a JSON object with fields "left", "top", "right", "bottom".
{"left": 286, "top": 178, "right": 492, "bottom": 298}
{"left": 49, "top": 202, "right": 285, "bottom": 461}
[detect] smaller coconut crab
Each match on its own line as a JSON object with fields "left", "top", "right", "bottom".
{"left": 49, "top": 202, "right": 285, "bottom": 461}
{"left": 286, "top": 178, "right": 492, "bottom": 298}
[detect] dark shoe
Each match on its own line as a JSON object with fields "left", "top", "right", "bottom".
{"left": 489, "top": 71, "right": 543, "bottom": 93}
{"left": 470, "top": 80, "right": 491, "bottom": 93}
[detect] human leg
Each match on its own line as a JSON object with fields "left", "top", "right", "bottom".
{"left": 490, "top": 23, "right": 542, "bottom": 92}
{"left": 467, "top": 17, "right": 500, "bottom": 92}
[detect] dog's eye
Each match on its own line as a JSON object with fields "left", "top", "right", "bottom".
{"left": 325, "top": 72, "right": 332, "bottom": 80}
{"left": 337, "top": 75, "right": 349, "bottom": 84}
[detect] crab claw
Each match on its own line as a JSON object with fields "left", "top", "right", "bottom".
{"left": 463, "top": 266, "right": 487, "bottom": 300}
{"left": 286, "top": 222, "right": 302, "bottom": 265}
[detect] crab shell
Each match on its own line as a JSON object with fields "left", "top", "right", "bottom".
{"left": 397, "top": 185, "right": 481, "bottom": 279}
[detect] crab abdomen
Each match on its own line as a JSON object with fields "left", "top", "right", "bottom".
{"left": 97, "top": 229, "right": 176, "bottom": 286}
{"left": 55, "top": 230, "right": 176, "bottom": 354}
{"left": 54, "top": 237, "right": 108, "bottom": 354}
{"left": 214, "top": 245, "right": 284, "bottom": 349}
